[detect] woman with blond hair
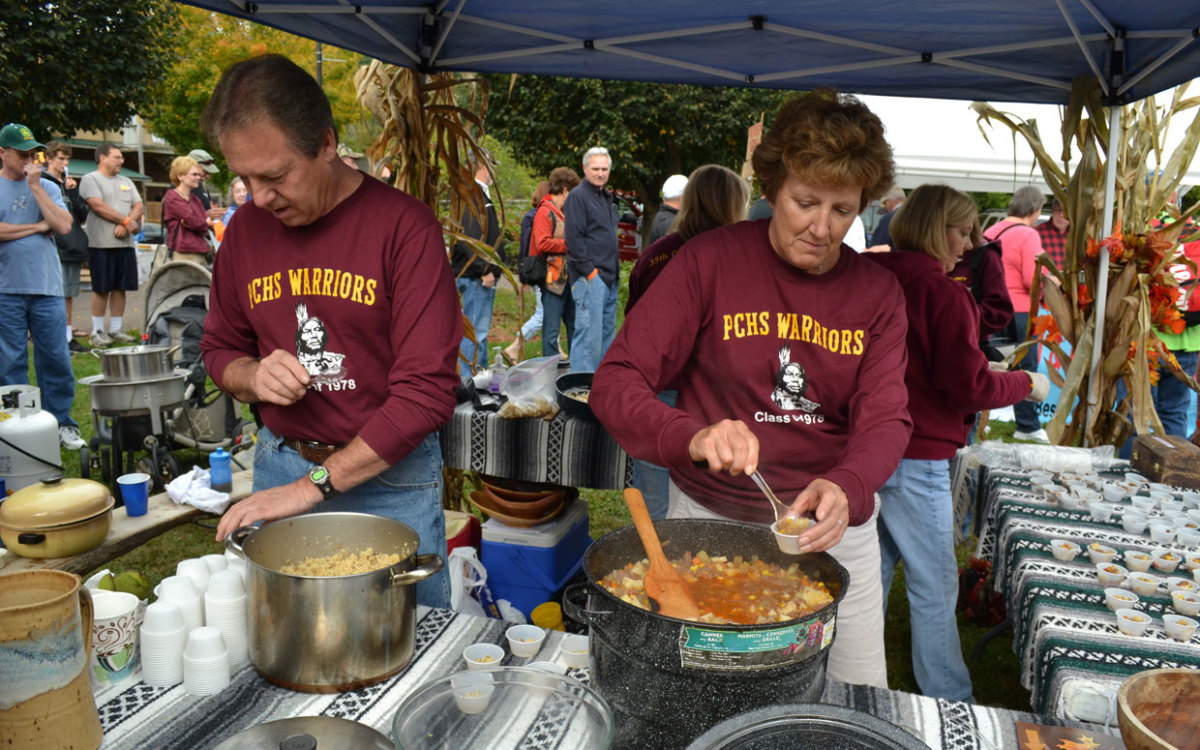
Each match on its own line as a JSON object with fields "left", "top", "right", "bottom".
{"left": 592, "top": 90, "right": 912, "bottom": 687}
{"left": 162, "top": 155, "right": 211, "bottom": 264}
{"left": 866, "top": 183, "right": 1049, "bottom": 700}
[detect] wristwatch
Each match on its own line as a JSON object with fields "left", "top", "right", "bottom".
{"left": 308, "top": 465, "right": 339, "bottom": 499}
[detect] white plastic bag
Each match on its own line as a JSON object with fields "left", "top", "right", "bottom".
{"left": 448, "top": 547, "right": 488, "bottom": 618}
{"left": 497, "top": 355, "right": 560, "bottom": 418}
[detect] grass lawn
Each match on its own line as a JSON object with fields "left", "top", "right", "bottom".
{"left": 26, "top": 275, "right": 1031, "bottom": 711}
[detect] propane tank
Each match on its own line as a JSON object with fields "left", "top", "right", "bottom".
{"left": 0, "top": 385, "right": 61, "bottom": 493}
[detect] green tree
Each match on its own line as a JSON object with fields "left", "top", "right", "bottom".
{"left": 0, "top": 0, "right": 178, "bottom": 137}
{"left": 484, "top": 75, "right": 787, "bottom": 218}
{"left": 140, "top": 7, "right": 369, "bottom": 189}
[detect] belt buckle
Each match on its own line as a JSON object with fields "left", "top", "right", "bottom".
{"left": 302, "top": 440, "right": 329, "bottom": 450}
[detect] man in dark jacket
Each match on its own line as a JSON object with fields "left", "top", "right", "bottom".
{"left": 648, "top": 173, "right": 687, "bottom": 246}
{"left": 564, "top": 146, "right": 619, "bottom": 373}
{"left": 43, "top": 141, "right": 91, "bottom": 354}
{"left": 449, "top": 153, "right": 505, "bottom": 376}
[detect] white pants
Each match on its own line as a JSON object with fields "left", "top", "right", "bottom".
{"left": 667, "top": 481, "right": 888, "bottom": 689}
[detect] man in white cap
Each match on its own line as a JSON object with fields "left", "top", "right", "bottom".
{"left": 0, "top": 123, "right": 86, "bottom": 449}
{"left": 187, "top": 148, "right": 227, "bottom": 221}
{"left": 648, "top": 173, "right": 687, "bottom": 246}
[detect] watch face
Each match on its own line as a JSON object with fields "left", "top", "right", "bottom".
{"left": 310, "top": 466, "right": 329, "bottom": 483}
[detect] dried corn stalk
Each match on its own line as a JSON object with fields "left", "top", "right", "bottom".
{"left": 972, "top": 78, "right": 1200, "bottom": 447}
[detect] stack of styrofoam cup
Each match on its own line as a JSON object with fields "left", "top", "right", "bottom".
{"left": 204, "top": 569, "right": 249, "bottom": 668}
{"left": 183, "top": 626, "right": 231, "bottom": 696}
{"left": 177, "top": 558, "right": 212, "bottom": 598}
{"left": 157, "top": 575, "right": 204, "bottom": 633}
{"left": 201, "top": 553, "right": 229, "bottom": 575}
{"left": 140, "top": 601, "right": 187, "bottom": 687}
{"left": 224, "top": 549, "right": 248, "bottom": 585}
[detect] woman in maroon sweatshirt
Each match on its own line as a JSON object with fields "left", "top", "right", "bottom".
{"left": 592, "top": 90, "right": 911, "bottom": 688}
{"left": 865, "top": 184, "right": 1049, "bottom": 701}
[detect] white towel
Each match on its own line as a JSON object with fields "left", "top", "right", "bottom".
{"left": 166, "top": 467, "right": 232, "bottom": 514}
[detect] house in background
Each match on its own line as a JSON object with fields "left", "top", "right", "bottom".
{"left": 64, "top": 117, "right": 174, "bottom": 222}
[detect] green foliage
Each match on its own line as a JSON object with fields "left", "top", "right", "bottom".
{"left": 0, "top": 0, "right": 179, "bottom": 138}
{"left": 139, "top": 7, "right": 368, "bottom": 190}
{"left": 484, "top": 75, "right": 786, "bottom": 211}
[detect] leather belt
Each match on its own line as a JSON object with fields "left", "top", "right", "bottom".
{"left": 283, "top": 438, "right": 347, "bottom": 464}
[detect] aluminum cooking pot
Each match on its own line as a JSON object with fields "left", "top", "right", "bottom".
{"left": 226, "top": 512, "right": 443, "bottom": 693}
{"left": 90, "top": 344, "right": 178, "bottom": 382}
{"left": 0, "top": 475, "right": 114, "bottom": 558}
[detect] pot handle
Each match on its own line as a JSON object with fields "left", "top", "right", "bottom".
{"left": 390, "top": 553, "right": 445, "bottom": 587}
{"left": 17, "top": 532, "right": 46, "bottom": 545}
{"left": 91, "top": 348, "right": 104, "bottom": 359}
{"left": 225, "top": 525, "right": 255, "bottom": 558}
{"left": 562, "top": 582, "right": 611, "bottom": 626}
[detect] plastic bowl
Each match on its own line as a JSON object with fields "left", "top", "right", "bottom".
{"left": 1101, "top": 484, "right": 1126, "bottom": 503}
{"left": 1163, "top": 614, "right": 1199, "bottom": 642}
{"left": 463, "top": 643, "right": 505, "bottom": 671}
{"left": 1186, "top": 554, "right": 1200, "bottom": 572}
{"left": 505, "top": 624, "right": 546, "bottom": 658}
{"left": 555, "top": 372, "right": 596, "bottom": 421}
{"left": 394, "top": 667, "right": 614, "bottom": 748}
{"left": 1088, "top": 502, "right": 1117, "bottom": 522}
{"left": 1153, "top": 550, "right": 1182, "bottom": 573}
{"left": 1126, "top": 572, "right": 1160, "bottom": 596}
{"left": 1096, "top": 562, "right": 1128, "bottom": 587}
{"left": 1130, "top": 496, "right": 1157, "bottom": 513}
{"left": 1176, "top": 526, "right": 1200, "bottom": 547}
{"left": 1124, "top": 550, "right": 1154, "bottom": 573}
{"left": 1149, "top": 522, "right": 1177, "bottom": 545}
{"left": 1121, "top": 512, "right": 1148, "bottom": 535}
{"left": 1115, "top": 608, "right": 1151, "bottom": 637}
{"left": 1104, "top": 587, "right": 1139, "bottom": 612}
{"left": 1166, "top": 577, "right": 1198, "bottom": 595}
{"left": 1049, "top": 539, "right": 1080, "bottom": 562}
{"left": 1087, "top": 543, "right": 1118, "bottom": 565}
{"left": 561, "top": 634, "right": 590, "bottom": 669}
{"left": 1172, "top": 590, "right": 1200, "bottom": 616}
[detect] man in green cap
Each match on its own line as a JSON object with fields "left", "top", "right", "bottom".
{"left": 0, "top": 123, "right": 86, "bottom": 449}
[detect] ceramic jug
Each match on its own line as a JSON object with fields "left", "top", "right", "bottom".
{"left": 0, "top": 570, "right": 103, "bottom": 749}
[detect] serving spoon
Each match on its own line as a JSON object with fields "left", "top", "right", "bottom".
{"left": 623, "top": 488, "right": 700, "bottom": 620}
{"left": 750, "top": 470, "right": 790, "bottom": 522}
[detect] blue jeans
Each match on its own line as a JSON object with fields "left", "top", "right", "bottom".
{"left": 877, "top": 458, "right": 974, "bottom": 702}
{"left": 1155, "top": 348, "right": 1199, "bottom": 437}
{"left": 631, "top": 390, "right": 678, "bottom": 519}
{"left": 456, "top": 277, "right": 496, "bottom": 377}
{"left": 569, "top": 274, "right": 618, "bottom": 373}
{"left": 0, "top": 293, "right": 78, "bottom": 428}
{"left": 541, "top": 285, "right": 575, "bottom": 358}
{"left": 1011, "top": 312, "right": 1041, "bottom": 432}
{"left": 520, "top": 291, "right": 544, "bottom": 341}
{"left": 252, "top": 426, "right": 451, "bottom": 609}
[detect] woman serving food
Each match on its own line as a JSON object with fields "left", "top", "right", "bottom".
{"left": 591, "top": 90, "right": 912, "bottom": 687}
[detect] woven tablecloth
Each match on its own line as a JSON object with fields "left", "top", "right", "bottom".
{"left": 93, "top": 607, "right": 1104, "bottom": 750}
{"left": 974, "top": 465, "right": 1200, "bottom": 718}
{"left": 440, "top": 402, "right": 632, "bottom": 490}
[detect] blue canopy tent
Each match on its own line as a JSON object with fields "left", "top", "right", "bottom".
{"left": 177, "top": 1, "right": 1198, "bottom": 105}
{"left": 179, "top": 0, "right": 1200, "bottom": 434}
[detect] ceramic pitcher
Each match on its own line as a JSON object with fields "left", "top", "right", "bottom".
{"left": 0, "top": 570, "right": 103, "bottom": 749}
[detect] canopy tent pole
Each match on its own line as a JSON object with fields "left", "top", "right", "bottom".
{"left": 1085, "top": 104, "right": 1123, "bottom": 444}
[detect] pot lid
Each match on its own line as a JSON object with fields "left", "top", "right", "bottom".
{"left": 0, "top": 475, "right": 114, "bottom": 529}
{"left": 685, "top": 703, "right": 931, "bottom": 750}
{"left": 211, "top": 717, "right": 392, "bottom": 750}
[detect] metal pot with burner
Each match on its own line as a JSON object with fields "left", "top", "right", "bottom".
{"left": 564, "top": 518, "right": 848, "bottom": 750}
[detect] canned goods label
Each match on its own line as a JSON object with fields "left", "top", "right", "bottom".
{"left": 676, "top": 612, "right": 836, "bottom": 670}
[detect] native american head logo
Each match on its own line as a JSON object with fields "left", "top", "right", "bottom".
{"left": 770, "top": 345, "right": 820, "bottom": 413}
{"left": 294, "top": 302, "right": 346, "bottom": 378}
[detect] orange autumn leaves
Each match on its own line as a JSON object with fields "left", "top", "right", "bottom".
{"left": 1081, "top": 227, "right": 1186, "bottom": 335}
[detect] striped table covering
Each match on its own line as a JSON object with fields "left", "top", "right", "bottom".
{"left": 974, "top": 466, "right": 1200, "bottom": 717}
{"left": 440, "top": 402, "right": 632, "bottom": 490}
{"left": 92, "top": 608, "right": 1099, "bottom": 750}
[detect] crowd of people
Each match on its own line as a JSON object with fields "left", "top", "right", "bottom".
{"left": 4, "top": 54, "right": 1198, "bottom": 698}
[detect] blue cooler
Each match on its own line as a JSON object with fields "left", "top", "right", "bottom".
{"left": 481, "top": 498, "right": 590, "bottom": 619}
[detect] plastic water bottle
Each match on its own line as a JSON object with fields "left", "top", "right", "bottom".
{"left": 488, "top": 347, "right": 506, "bottom": 395}
{"left": 209, "top": 447, "right": 233, "bottom": 493}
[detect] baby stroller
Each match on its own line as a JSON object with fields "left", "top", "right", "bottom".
{"left": 142, "top": 260, "right": 253, "bottom": 482}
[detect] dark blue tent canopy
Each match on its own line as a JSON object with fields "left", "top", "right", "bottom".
{"left": 179, "top": 1, "right": 1199, "bottom": 104}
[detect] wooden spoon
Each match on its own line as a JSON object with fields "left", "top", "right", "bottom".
{"left": 623, "top": 488, "right": 700, "bottom": 620}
